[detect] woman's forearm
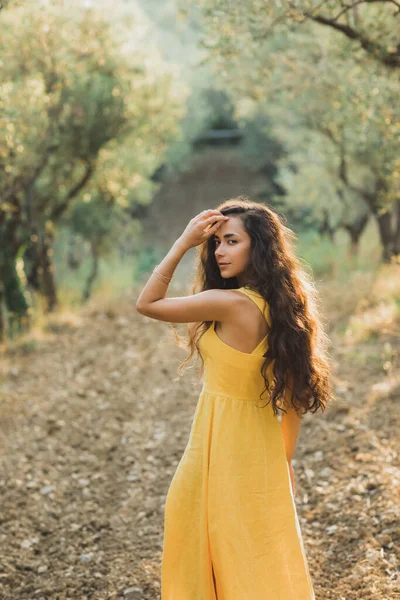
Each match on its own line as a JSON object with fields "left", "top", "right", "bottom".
{"left": 136, "top": 237, "right": 189, "bottom": 309}
{"left": 280, "top": 404, "right": 303, "bottom": 463}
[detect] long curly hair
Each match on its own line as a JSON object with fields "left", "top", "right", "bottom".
{"left": 170, "top": 196, "right": 332, "bottom": 417}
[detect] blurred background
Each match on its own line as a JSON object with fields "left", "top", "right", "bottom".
{"left": 0, "top": 1, "right": 399, "bottom": 599}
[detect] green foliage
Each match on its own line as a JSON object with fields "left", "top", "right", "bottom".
{"left": 164, "top": 85, "right": 238, "bottom": 172}
{"left": 134, "top": 247, "right": 166, "bottom": 282}
{"left": 202, "top": 88, "right": 237, "bottom": 130}
{"left": 0, "top": 0, "right": 182, "bottom": 201}
{"left": 0, "top": 0, "right": 184, "bottom": 316}
{"left": 190, "top": 0, "right": 400, "bottom": 258}
{"left": 296, "top": 224, "right": 380, "bottom": 279}
{"left": 193, "top": 1, "right": 400, "bottom": 69}
{"left": 70, "top": 198, "right": 121, "bottom": 254}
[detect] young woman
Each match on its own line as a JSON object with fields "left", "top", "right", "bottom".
{"left": 136, "top": 197, "right": 332, "bottom": 600}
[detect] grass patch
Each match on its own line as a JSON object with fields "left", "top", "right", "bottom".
{"left": 4, "top": 336, "right": 39, "bottom": 356}
{"left": 56, "top": 256, "right": 137, "bottom": 308}
{"left": 295, "top": 221, "right": 380, "bottom": 281}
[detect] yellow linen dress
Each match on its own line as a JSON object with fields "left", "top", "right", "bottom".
{"left": 161, "top": 286, "right": 315, "bottom": 599}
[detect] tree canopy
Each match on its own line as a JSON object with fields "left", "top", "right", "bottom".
{"left": 189, "top": 0, "right": 400, "bottom": 260}
{"left": 0, "top": 0, "right": 183, "bottom": 322}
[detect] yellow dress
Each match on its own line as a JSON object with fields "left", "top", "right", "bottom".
{"left": 161, "top": 286, "right": 315, "bottom": 599}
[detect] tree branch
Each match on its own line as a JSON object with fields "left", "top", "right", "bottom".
{"left": 50, "top": 161, "right": 95, "bottom": 222}
{"left": 310, "top": 121, "right": 381, "bottom": 211}
{"left": 303, "top": 4, "right": 400, "bottom": 68}
{"left": 329, "top": 0, "right": 400, "bottom": 21}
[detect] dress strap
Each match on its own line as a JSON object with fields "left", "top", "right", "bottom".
{"left": 236, "top": 287, "right": 271, "bottom": 326}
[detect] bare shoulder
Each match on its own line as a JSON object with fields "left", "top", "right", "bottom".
{"left": 194, "top": 288, "right": 245, "bottom": 322}
{"left": 201, "top": 288, "right": 256, "bottom": 323}
{"left": 136, "top": 286, "right": 244, "bottom": 324}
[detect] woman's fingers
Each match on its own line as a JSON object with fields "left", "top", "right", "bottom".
{"left": 206, "top": 215, "right": 228, "bottom": 224}
{"left": 201, "top": 210, "right": 225, "bottom": 220}
{"left": 203, "top": 217, "right": 226, "bottom": 233}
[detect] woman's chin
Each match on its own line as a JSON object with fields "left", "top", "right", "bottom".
{"left": 221, "top": 271, "right": 235, "bottom": 279}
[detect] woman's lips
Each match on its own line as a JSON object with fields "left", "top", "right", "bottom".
{"left": 219, "top": 263, "right": 230, "bottom": 268}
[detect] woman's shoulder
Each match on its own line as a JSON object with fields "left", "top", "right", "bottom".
{"left": 234, "top": 286, "right": 271, "bottom": 324}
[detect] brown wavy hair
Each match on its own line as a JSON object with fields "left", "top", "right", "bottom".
{"left": 169, "top": 196, "right": 332, "bottom": 416}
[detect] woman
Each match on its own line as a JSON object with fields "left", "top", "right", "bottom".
{"left": 136, "top": 197, "right": 332, "bottom": 599}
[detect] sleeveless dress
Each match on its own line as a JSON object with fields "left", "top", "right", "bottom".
{"left": 160, "top": 286, "right": 315, "bottom": 600}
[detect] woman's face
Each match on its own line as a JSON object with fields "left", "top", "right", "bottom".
{"left": 213, "top": 215, "right": 252, "bottom": 285}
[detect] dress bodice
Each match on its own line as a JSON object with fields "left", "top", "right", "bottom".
{"left": 198, "top": 286, "right": 274, "bottom": 402}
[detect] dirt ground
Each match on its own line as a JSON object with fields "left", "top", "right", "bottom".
{"left": 0, "top": 279, "right": 399, "bottom": 600}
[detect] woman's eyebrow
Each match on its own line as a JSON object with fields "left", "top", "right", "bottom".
{"left": 214, "top": 233, "right": 239, "bottom": 239}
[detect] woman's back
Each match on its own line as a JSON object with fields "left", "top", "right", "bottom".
{"left": 212, "top": 286, "right": 270, "bottom": 355}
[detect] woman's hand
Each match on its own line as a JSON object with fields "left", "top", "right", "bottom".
{"left": 288, "top": 462, "right": 296, "bottom": 498}
{"left": 178, "top": 209, "right": 228, "bottom": 250}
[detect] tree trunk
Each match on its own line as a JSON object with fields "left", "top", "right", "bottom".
{"left": 23, "top": 181, "right": 58, "bottom": 311}
{"left": 23, "top": 183, "right": 42, "bottom": 291}
{"left": 39, "top": 233, "right": 58, "bottom": 312}
{"left": 342, "top": 213, "right": 369, "bottom": 258}
{"left": 318, "top": 208, "right": 337, "bottom": 244}
{"left": 0, "top": 227, "right": 29, "bottom": 317}
{"left": 348, "top": 233, "right": 360, "bottom": 258}
{"left": 23, "top": 230, "right": 58, "bottom": 310}
{"left": 392, "top": 199, "right": 400, "bottom": 256}
{"left": 23, "top": 238, "right": 41, "bottom": 291}
{"left": 82, "top": 244, "right": 99, "bottom": 302}
{"left": 67, "top": 232, "right": 83, "bottom": 270}
{"left": 0, "top": 279, "right": 4, "bottom": 342}
{"left": 375, "top": 210, "right": 394, "bottom": 262}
